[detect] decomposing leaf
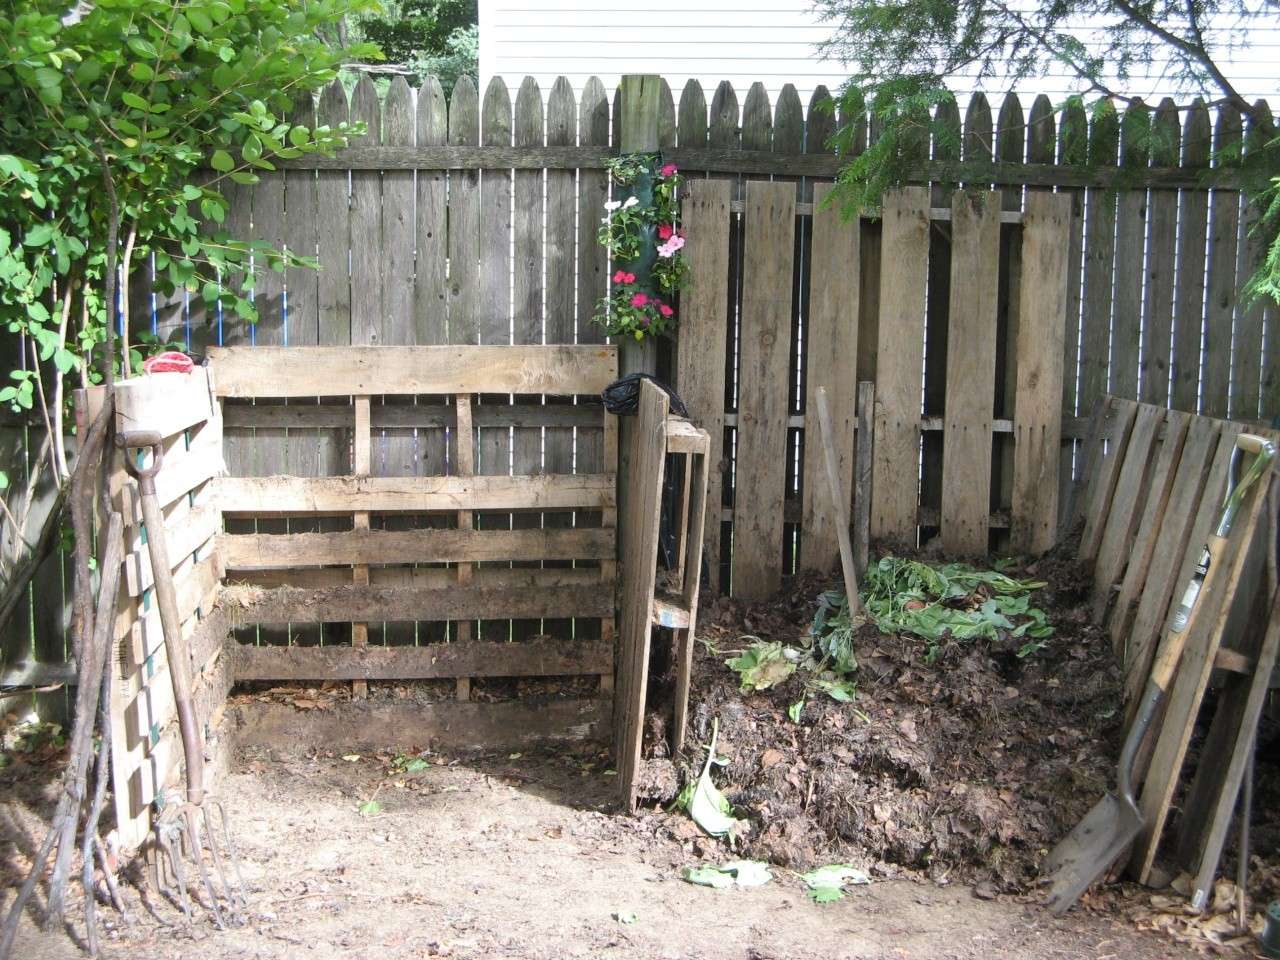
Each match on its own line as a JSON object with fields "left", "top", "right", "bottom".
{"left": 801, "top": 864, "right": 870, "bottom": 902}
{"left": 341, "top": 754, "right": 361, "bottom": 762}
{"left": 686, "top": 718, "right": 749, "bottom": 842}
{"left": 725, "top": 640, "right": 797, "bottom": 692}
{"left": 681, "top": 860, "right": 772, "bottom": 889}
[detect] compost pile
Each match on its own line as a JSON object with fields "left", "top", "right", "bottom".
{"left": 661, "top": 551, "right": 1124, "bottom": 893}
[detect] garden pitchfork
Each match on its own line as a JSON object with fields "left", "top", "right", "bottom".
{"left": 119, "top": 430, "right": 247, "bottom": 928}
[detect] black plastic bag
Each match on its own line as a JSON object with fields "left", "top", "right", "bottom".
{"left": 601, "top": 373, "right": 688, "bottom": 418}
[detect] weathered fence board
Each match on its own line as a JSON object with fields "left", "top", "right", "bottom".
{"left": 940, "top": 191, "right": 1000, "bottom": 555}
{"left": 871, "top": 187, "right": 930, "bottom": 546}
{"left": 733, "top": 180, "right": 796, "bottom": 598}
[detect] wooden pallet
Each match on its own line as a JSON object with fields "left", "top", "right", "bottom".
{"left": 615, "top": 380, "right": 711, "bottom": 811}
{"left": 209, "top": 345, "right": 619, "bottom": 705}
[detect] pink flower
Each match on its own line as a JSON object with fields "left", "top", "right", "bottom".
{"left": 630, "top": 292, "right": 649, "bottom": 308}
{"left": 656, "top": 235, "right": 685, "bottom": 257}
{"left": 660, "top": 163, "right": 677, "bottom": 177}
{"left": 658, "top": 302, "right": 674, "bottom": 318}
{"left": 657, "top": 223, "right": 674, "bottom": 240}
{"left": 624, "top": 272, "right": 636, "bottom": 283}
{"left": 612, "top": 269, "right": 627, "bottom": 283}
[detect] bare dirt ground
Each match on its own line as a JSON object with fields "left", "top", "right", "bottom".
{"left": 5, "top": 744, "right": 1201, "bottom": 960}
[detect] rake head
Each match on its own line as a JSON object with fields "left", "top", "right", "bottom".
{"left": 150, "top": 796, "right": 248, "bottom": 929}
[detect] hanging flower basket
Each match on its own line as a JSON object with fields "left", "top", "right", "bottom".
{"left": 593, "top": 156, "right": 689, "bottom": 341}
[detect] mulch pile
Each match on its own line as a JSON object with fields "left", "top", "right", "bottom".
{"left": 651, "top": 550, "right": 1127, "bottom": 893}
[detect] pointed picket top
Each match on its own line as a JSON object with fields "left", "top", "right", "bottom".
{"left": 1026, "top": 94, "right": 1055, "bottom": 164}
{"left": 1150, "top": 97, "right": 1180, "bottom": 167}
{"left": 611, "top": 82, "right": 622, "bottom": 149}
{"left": 805, "top": 85, "right": 835, "bottom": 154}
{"left": 658, "top": 77, "right": 676, "bottom": 148}
{"left": 417, "top": 75, "right": 447, "bottom": 146}
{"left": 515, "top": 76, "right": 544, "bottom": 147}
{"left": 448, "top": 75, "right": 479, "bottom": 146}
{"left": 1088, "top": 99, "right": 1119, "bottom": 167}
{"left": 383, "top": 75, "right": 414, "bottom": 148}
{"left": 963, "top": 92, "right": 993, "bottom": 161}
{"left": 932, "top": 93, "right": 961, "bottom": 161}
{"left": 741, "top": 81, "right": 772, "bottom": 150}
{"left": 547, "top": 76, "right": 575, "bottom": 147}
{"left": 709, "top": 81, "right": 739, "bottom": 148}
{"left": 771, "top": 84, "right": 802, "bottom": 156}
{"left": 996, "top": 93, "right": 1025, "bottom": 162}
{"left": 351, "top": 73, "right": 381, "bottom": 145}
{"left": 1058, "top": 97, "right": 1088, "bottom": 167}
{"left": 1212, "top": 101, "right": 1242, "bottom": 168}
{"left": 1181, "top": 98, "right": 1211, "bottom": 168}
{"left": 1120, "top": 98, "right": 1151, "bottom": 167}
{"left": 482, "top": 75, "right": 512, "bottom": 148}
{"left": 579, "top": 76, "right": 609, "bottom": 146}
{"left": 318, "top": 76, "right": 349, "bottom": 128}
{"left": 840, "top": 96, "right": 868, "bottom": 156}
{"left": 678, "top": 79, "right": 708, "bottom": 148}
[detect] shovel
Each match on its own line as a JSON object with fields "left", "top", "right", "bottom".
{"left": 119, "top": 430, "right": 247, "bottom": 927}
{"left": 1044, "top": 432, "right": 1277, "bottom": 914}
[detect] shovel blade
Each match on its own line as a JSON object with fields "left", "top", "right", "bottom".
{"left": 1043, "top": 791, "right": 1144, "bottom": 915}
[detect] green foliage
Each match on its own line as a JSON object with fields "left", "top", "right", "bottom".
{"left": 800, "top": 863, "right": 870, "bottom": 902}
{"left": 351, "top": 0, "right": 475, "bottom": 88}
{"left": 0, "top": 0, "right": 377, "bottom": 389}
{"left": 836, "top": 556, "right": 1055, "bottom": 660}
{"left": 814, "top": 0, "right": 1280, "bottom": 304}
{"left": 594, "top": 156, "right": 686, "bottom": 341}
{"left": 724, "top": 639, "right": 796, "bottom": 692}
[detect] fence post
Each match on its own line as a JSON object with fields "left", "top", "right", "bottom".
{"left": 617, "top": 74, "right": 661, "bottom": 378}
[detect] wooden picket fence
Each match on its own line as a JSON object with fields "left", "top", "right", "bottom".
{"left": 3, "top": 72, "right": 1276, "bottom": 696}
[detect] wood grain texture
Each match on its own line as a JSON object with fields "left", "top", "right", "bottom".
{"left": 1139, "top": 101, "right": 1180, "bottom": 407}
{"left": 1108, "top": 409, "right": 1192, "bottom": 654}
{"left": 1078, "top": 398, "right": 1139, "bottom": 561}
{"left": 871, "top": 187, "right": 930, "bottom": 546}
{"left": 676, "top": 179, "right": 730, "bottom": 593}
{"left": 1171, "top": 102, "right": 1211, "bottom": 413}
{"left": 733, "top": 180, "right": 795, "bottom": 598}
{"left": 1128, "top": 460, "right": 1272, "bottom": 883}
{"left": 1121, "top": 417, "right": 1225, "bottom": 705}
{"left": 1201, "top": 106, "right": 1241, "bottom": 419}
{"left": 1110, "top": 101, "right": 1149, "bottom": 401}
{"left": 234, "top": 638, "right": 613, "bottom": 681}
{"left": 940, "top": 190, "right": 1000, "bottom": 555}
{"left": 221, "top": 526, "right": 615, "bottom": 569}
{"left": 225, "top": 582, "right": 613, "bottom": 625}
{"left": 214, "top": 473, "right": 616, "bottom": 515}
{"left": 1089, "top": 402, "right": 1165, "bottom": 624}
{"left": 448, "top": 77, "right": 481, "bottom": 348}
{"left": 800, "top": 181, "right": 860, "bottom": 573}
{"left": 615, "top": 381, "right": 668, "bottom": 810}
{"left": 207, "top": 345, "right": 618, "bottom": 398}
{"left": 1010, "top": 191, "right": 1072, "bottom": 553}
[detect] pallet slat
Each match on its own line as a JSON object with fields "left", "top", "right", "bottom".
{"left": 207, "top": 345, "right": 618, "bottom": 399}
{"left": 233, "top": 638, "right": 613, "bottom": 681}
{"left": 214, "top": 473, "right": 616, "bottom": 514}
{"left": 223, "top": 582, "right": 613, "bottom": 625}
{"left": 221, "top": 526, "right": 615, "bottom": 569}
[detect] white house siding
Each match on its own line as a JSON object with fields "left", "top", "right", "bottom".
{"left": 478, "top": 0, "right": 1280, "bottom": 109}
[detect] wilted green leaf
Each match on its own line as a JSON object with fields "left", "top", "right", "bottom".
{"left": 358, "top": 799, "right": 381, "bottom": 816}
{"left": 725, "top": 640, "right": 796, "bottom": 692}
{"left": 801, "top": 864, "right": 870, "bottom": 903}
